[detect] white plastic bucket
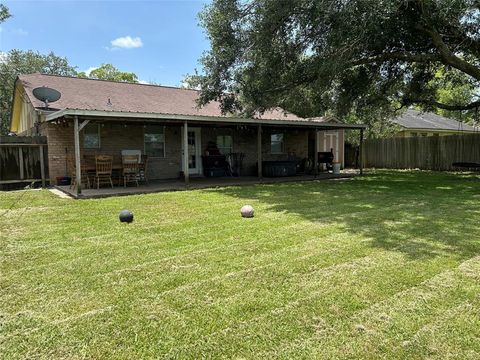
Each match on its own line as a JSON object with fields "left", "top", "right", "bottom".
{"left": 332, "top": 162, "right": 341, "bottom": 174}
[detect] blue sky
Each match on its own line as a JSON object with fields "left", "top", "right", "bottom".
{"left": 0, "top": 0, "right": 210, "bottom": 86}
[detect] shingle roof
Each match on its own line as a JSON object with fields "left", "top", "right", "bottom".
{"left": 391, "top": 109, "right": 476, "bottom": 132}
{"left": 18, "top": 73, "right": 306, "bottom": 121}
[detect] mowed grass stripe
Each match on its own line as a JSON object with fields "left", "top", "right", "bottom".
{"left": 1, "top": 190, "right": 458, "bottom": 279}
{"left": 257, "top": 256, "right": 480, "bottom": 359}
{"left": 2, "top": 228, "right": 368, "bottom": 323}
{"left": 160, "top": 254, "right": 451, "bottom": 358}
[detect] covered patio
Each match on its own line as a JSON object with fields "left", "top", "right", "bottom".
{"left": 44, "top": 108, "right": 366, "bottom": 199}
{"left": 54, "top": 171, "right": 358, "bottom": 199}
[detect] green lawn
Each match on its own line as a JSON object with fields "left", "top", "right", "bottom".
{"left": 1, "top": 171, "right": 479, "bottom": 359}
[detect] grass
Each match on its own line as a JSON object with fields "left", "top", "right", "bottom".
{"left": 1, "top": 170, "right": 480, "bottom": 359}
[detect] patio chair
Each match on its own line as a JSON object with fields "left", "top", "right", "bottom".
{"left": 122, "top": 155, "right": 139, "bottom": 187}
{"left": 95, "top": 155, "right": 114, "bottom": 189}
{"left": 138, "top": 154, "right": 149, "bottom": 184}
{"left": 67, "top": 156, "right": 90, "bottom": 190}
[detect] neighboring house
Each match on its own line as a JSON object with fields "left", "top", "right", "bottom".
{"left": 9, "top": 73, "right": 365, "bottom": 191}
{"left": 391, "top": 109, "right": 477, "bottom": 137}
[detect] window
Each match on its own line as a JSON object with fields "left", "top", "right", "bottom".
{"left": 270, "top": 133, "right": 285, "bottom": 154}
{"left": 433, "top": 133, "right": 440, "bottom": 137}
{"left": 216, "top": 135, "right": 232, "bottom": 154}
{"left": 421, "top": 133, "right": 428, "bottom": 137}
{"left": 84, "top": 123, "right": 100, "bottom": 148}
{"left": 144, "top": 125, "right": 165, "bottom": 157}
{"left": 410, "top": 132, "right": 417, "bottom": 137}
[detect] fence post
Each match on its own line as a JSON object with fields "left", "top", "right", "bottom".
{"left": 18, "top": 147, "right": 24, "bottom": 180}
{"left": 257, "top": 125, "right": 263, "bottom": 179}
{"left": 359, "top": 129, "right": 364, "bottom": 175}
{"left": 39, "top": 145, "right": 46, "bottom": 188}
{"left": 313, "top": 128, "right": 318, "bottom": 177}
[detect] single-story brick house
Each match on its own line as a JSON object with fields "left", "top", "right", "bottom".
{"left": 9, "top": 73, "right": 366, "bottom": 195}
{"left": 391, "top": 109, "right": 477, "bottom": 137}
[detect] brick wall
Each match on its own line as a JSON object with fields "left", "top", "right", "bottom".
{"left": 42, "top": 122, "right": 73, "bottom": 182}
{"left": 44, "top": 122, "right": 184, "bottom": 183}
{"left": 201, "top": 126, "right": 309, "bottom": 176}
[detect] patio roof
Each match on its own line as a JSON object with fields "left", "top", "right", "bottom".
{"left": 45, "top": 108, "right": 367, "bottom": 129}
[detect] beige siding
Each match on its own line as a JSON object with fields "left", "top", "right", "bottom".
{"left": 317, "top": 129, "right": 345, "bottom": 167}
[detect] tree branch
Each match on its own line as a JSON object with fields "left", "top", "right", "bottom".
{"left": 352, "top": 51, "right": 441, "bottom": 66}
{"left": 413, "top": 0, "right": 480, "bottom": 82}
{"left": 407, "top": 98, "right": 480, "bottom": 111}
{"left": 444, "top": 28, "right": 480, "bottom": 57}
{"left": 425, "top": 27, "right": 480, "bottom": 81}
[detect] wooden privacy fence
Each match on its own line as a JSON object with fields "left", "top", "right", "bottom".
{"left": 0, "top": 136, "right": 48, "bottom": 188}
{"left": 363, "top": 133, "right": 480, "bottom": 171}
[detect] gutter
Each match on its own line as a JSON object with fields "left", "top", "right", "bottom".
{"left": 45, "top": 108, "right": 368, "bottom": 130}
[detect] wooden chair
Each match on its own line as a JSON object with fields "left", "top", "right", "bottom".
{"left": 138, "top": 154, "right": 149, "bottom": 184}
{"left": 122, "top": 155, "right": 139, "bottom": 187}
{"left": 67, "top": 156, "right": 90, "bottom": 190}
{"left": 95, "top": 155, "right": 113, "bottom": 189}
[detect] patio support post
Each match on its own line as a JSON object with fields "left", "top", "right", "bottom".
{"left": 359, "top": 128, "right": 364, "bottom": 175}
{"left": 183, "top": 120, "right": 189, "bottom": 186}
{"left": 257, "top": 124, "right": 262, "bottom": 179}
{"left": 73, "top": 115, "right": 82, "bottom": 195}
{"left": 313, "top": 128, "right": 318, "bottom": 178}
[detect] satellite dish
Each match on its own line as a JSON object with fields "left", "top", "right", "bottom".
{"left": 32, "top": 86, "right": 61, "bottom": 109}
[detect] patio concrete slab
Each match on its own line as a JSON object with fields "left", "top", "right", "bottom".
{"left": 54, "top": 171, "right": 358, "bottom": 199}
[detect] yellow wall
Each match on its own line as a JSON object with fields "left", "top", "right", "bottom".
{"left": 10, "top": 83, "right": 23, "bottom": 133}
{"left": 10, "top": 82, "right": 38, "bottom": 134}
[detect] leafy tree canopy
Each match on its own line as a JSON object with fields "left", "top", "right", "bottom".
{"left": 78, "top": 63, "right": 138, "bottom": 83}
{"left": 191, "top": 0, "right": 480, "bottom": 132}
{"left": 0, "top": 49, "right": 77, "bottom": 135}
{"left": 0, "top": 3, "right": 10, "bottom": 22}
{"left": 429, "top": 67, "right": 478, "bottom": 123}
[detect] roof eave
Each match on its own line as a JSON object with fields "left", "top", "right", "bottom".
{"left": 45, "top": 109, "right": 368, "bottom": 129}
{"left": 398, "top": 126, "right": 476, "bottom": 132}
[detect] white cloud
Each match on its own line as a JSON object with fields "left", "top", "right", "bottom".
{"left": 138, "top": 79, "right": 150, "bottom": 85}
{"left": 81, "top": 66, "right": 98, "bottom": 76}
{"left": 110, "top": 36, "right": 143, "bottom": 49}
